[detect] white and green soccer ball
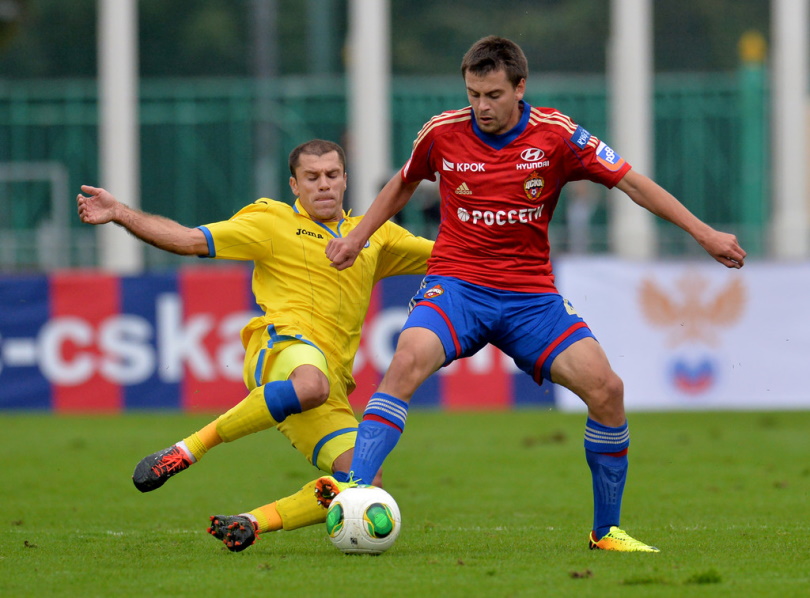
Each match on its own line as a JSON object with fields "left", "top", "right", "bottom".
{"left": 325, "top": 486, "right": 401, "bottom": 555}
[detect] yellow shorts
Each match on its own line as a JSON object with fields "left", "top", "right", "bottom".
{"left": 243, "top": 325, "right": 358, "bottom": 473}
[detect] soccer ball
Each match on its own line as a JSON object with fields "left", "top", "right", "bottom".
{"left": 325, "top": 486, "right": 401, "bottom": 555}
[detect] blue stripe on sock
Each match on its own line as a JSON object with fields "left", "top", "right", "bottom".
{"left": 584, "top": 418, "right": 629, "bottom": 453}
{"left": 364, "top": 392, "right": 409, "bottom": 431}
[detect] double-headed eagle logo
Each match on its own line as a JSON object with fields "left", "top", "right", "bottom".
{"left": 639, "top": 273, "right": 746, "bottom": 346}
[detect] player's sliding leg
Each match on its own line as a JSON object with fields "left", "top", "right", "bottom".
{"left": 208, "top": 467, "right": 384, "bottom": 552}
{"left": 132, "top": 380, "right": 303, "bottom": 492}
{"left": 208, "top": 479, "right": 326, "bottom": 552}
{"left": 132, "top": 341, "right": 329, "bottom": 493}
{"left": 208, "top": 481, "right": 336, "bottom": 552}
{"left": 583, "top": 418, "right": 658, "bottom": 552}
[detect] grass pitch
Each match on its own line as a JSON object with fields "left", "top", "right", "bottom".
{"left": 1, "top": 410, "right": 808, "bottom": 597}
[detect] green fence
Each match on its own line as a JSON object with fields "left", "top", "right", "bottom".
{"left": 0, "top": 72, "right": 767, "bottom": 270}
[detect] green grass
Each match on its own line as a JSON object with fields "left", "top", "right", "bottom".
{"left": 1, "top": 410, "right": 809, "bottom": 597}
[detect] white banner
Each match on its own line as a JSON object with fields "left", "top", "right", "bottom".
{"left": 553, "top": 257, "right": 810, "bottom": 411}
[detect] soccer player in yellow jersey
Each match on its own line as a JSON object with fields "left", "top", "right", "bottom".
{"left": 77, "top": 139, "right": 433, "bottom": 551}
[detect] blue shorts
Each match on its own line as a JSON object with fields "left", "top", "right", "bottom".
{"left": 403, "top": 275, "right": 595, "bottom": 384}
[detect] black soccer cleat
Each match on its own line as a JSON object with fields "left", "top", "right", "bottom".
{"left": 132, "top": 445, "right": 192, "bottom": 492}
{"left": 208, "top": 515, "right": 258, "bottom": 552}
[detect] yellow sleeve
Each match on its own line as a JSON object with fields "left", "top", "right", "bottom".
{"left": 373, "top": 221, "right": 434, "bottom": 281}
{"left": 200, "top": 199, "right": 279, "bottom": 261}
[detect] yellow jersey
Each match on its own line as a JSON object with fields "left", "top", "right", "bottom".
{"left": 199, "top": 198, "right": 433, "bottom": 393}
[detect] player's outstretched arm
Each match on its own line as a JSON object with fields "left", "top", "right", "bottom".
{"left": 326, "top": 172, "right": 420, "bottom": 270}
{"left": 77, "top": 185, "right": 209, "bottom": 256}
{"left": 615, "top": 170, "right": 746, "bottom": 269}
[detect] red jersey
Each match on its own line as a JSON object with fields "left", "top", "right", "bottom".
{"left": 401, "top": 101, "right": 631, "bottom": 293}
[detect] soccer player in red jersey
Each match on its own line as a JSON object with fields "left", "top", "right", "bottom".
{"left": 321, "top": 36, "right": 746, "bottom": 552}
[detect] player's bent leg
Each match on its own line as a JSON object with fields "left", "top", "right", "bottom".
{"left": 214, "top": 343, "right": 329, "bottom": 444}
{"left": 288, "top": 365, "right": 330, "bottom": 411}
{"left": 550, "top": 337, "right": 625, "bottom": 426}
{"left": 377, "top": 327, "right": 445, "bottom": 400}
{"left": 549, "top": 338, "right": 654, "bottom": 550}
{"left": 215, "top": 381, "right": 301, "bottom": 442}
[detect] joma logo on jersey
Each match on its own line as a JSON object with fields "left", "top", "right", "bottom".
{"left": 296, "top": 228, "right": 324, "bottom": 239}
{"left": 442, "top": 158, "right": 486, "bottom": 172}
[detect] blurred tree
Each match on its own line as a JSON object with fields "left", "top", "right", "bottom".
{"left": 0, "top": 0, "right": 26, "bottom": 51}
{"left": 0, "top": 0, "right": 770, "bottom": 78}
{"left": 0, "top": 0, "right": 94, "bottom": 75}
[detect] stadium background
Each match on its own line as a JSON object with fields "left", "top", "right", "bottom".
{"left": 0, "top": 0, "right": 807, "bottom": 412}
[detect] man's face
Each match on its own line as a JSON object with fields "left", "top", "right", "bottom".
{"left": 289, "top": 151, "right": 347, "bottom": 222}
{"left": 465, "top": 68, "right": 525, "bottom": 135}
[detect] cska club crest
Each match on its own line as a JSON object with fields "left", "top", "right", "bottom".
{"left": 424, "top": 285, "right": 444, "bottom": 299}
{"left": 523, "top": 171, "right": 545, "bottom": 202}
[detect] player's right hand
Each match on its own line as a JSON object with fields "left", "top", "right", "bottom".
{"left": 76, "top": 185, "right": 118, "bottom": 226}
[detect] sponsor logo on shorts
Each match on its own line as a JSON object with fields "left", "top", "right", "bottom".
{"left": 595, "top": 141, "right": 626, "bottom": 172}
{"left": 424, "top": 285, "right": 444, "bottom": 299}
{"left": 571, "top": 126, "right": 591, "bottom": 149}
{"left": 523, "top": 171, "right": 545, "bottom": 201}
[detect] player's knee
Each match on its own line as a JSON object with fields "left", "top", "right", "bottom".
{"left": 292, "top": 372, "right": 330, "bottom": 408}
{"left": 584, "top": 371, "right": 624, "bottom": 417}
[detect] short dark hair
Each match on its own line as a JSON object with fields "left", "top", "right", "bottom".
{"left": 288, "top": 139, "right": 347, "bottom": 177}
{"left": 460, "top": 36, "right": 528, "bottom": 87}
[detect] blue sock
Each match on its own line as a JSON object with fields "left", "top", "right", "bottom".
{"left": 584, "top": 418, "right": 630, "bottom": 540}
{"left": 333, "top": 471, "right": 351, "bottom": 483}
{"left": 263, "top": 380, "right": 301, "bottom": 423}
{"left": 349, "top": 393, "right": 409, "bottom": 485}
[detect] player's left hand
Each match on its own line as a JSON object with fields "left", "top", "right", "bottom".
{"left": 699, "top": 230, "right": 746, "bottom": 269}
{"left": 326, "top": 235, "right": 365, "bottom": 270}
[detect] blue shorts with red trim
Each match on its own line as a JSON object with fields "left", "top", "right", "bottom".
{"left": 403, "top": 275, "right": 595, "bottom": 384}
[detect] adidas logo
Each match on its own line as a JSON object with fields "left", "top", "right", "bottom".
{"left": 455, "top": 182, "right": 472, "bottom": 195}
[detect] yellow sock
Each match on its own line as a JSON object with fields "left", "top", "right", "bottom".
{"left": 249, "top": 502, "right": 284, "bottom": 533}
{"left": 182, "top": 422, "right": 222, "bottom": 461}
{"left": 275, "top": 479, "right": 328, "bottom": 531}
{"left": 215, "top": 385, "right": 278, "bottom": 442}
